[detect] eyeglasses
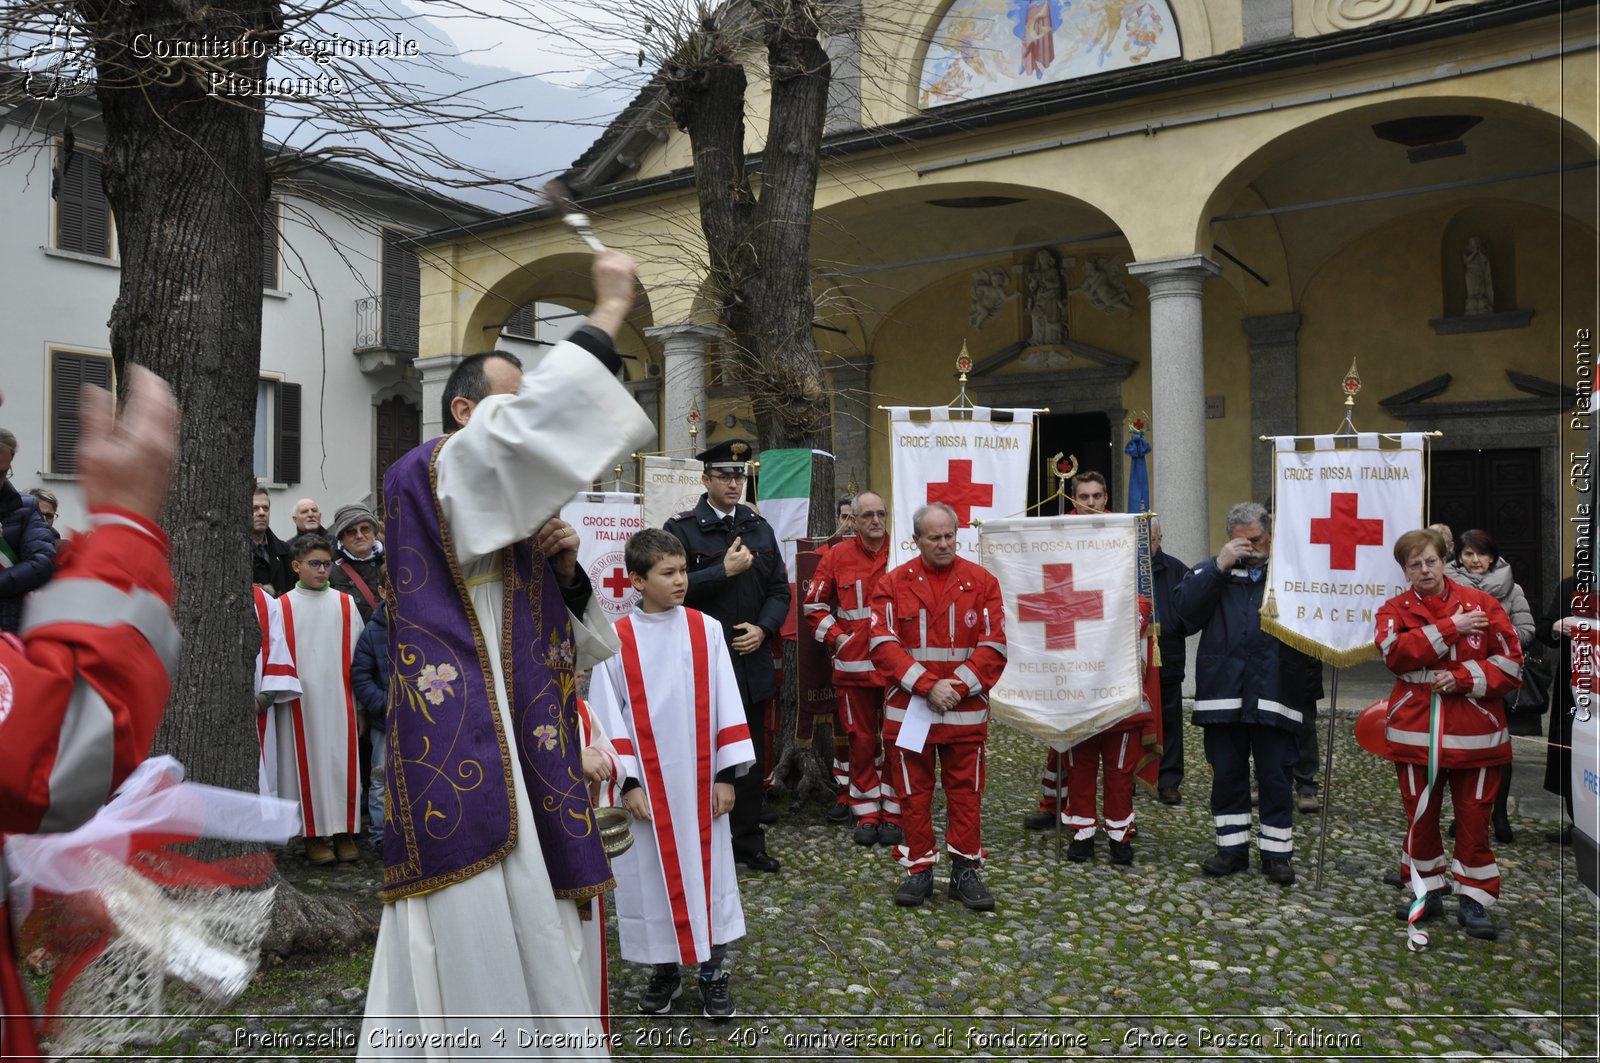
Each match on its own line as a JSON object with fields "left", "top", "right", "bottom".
{"left": 40, "top": 511, "right": 57, "bottom": 524}
{"left": 301, "top": 559, "right": 333, "bottom": 570}
{"left": 709, "top": 470, "right": 748, "bottom": 483}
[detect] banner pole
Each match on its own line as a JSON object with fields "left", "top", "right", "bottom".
{"left": 1314, "top": 665, "right": 1340, "bottom": 889}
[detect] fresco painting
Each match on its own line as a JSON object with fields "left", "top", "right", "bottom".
{"left": 919, "top": 0, "right": 1180, "bottom": 107}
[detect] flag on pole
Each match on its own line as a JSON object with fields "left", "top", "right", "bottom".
{"left": 887, "top": 407, "right": 1036, "bottom": 568}
{"left": 756, "top": 448, "right": 814, "bottom": 640}
{"left": 1262, "top": 433, "right": 1425, "bottom": 665}
{"left": 641, "top": 455, "right": 708, "bottom": 529}
{"left": 559, "top": 491, "right": 644, "bottom": 619}
{"left": 980, "top": 514, "right": 1144, "bottom": 747}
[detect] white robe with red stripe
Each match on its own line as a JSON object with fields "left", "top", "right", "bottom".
{"left": 253, "top": 585, "right": 301, "bottom": 799}
{"left": 589, "top": 606, "right": 755, "bottom": 965}
{"left": 275, "top": 585, "right": 362, "bottom": 837}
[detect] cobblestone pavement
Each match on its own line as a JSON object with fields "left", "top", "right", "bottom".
{"left": 68, "top": 665, "right": 1598, "bottom": 1060}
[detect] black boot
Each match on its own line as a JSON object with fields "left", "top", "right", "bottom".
{"left": 948, "top": 859, "right": 996, "bottom": 911}
{"left": 1492, "top": 763, "right": 1514, "bottom": 843}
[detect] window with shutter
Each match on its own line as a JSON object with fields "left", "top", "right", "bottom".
{"left": 262, "top": 201, "right": 280, "bottom": 290}
{"left": 54, "top": 144, "right": 112, "bottom": 258}
{"left": 49, "top": 349, "right": 114, "bottom": 474}
{"left": 381, "top": 229, "right": 420, "bottom": 354}
{"left": 274, "top": 381, "right": 302, "bottom": 485}
{"left": 504, "top": 303, "right": 538, "bottom": 339}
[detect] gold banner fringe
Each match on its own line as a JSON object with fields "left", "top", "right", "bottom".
{"left": 1260, "top": 615, "right": 1382, "bottom": 668}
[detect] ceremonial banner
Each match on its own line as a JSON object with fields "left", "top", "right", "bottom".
{"left": 559, "top": 491, "right": 643, "bottom": 620}
{"left": 793, "top": 536, "right": 842, "bottom": 749}
{"left": 641, "top": 455, "right": 708, "bottom": 530}
{"left": 1262, "top": 433, "right": 1425, "bottom": 665}
{"left": 756, "top": 448, "right": 815, "bottom": 640}
{"left": 888, "top": 407, "right": 1036, "bottom": 568}
{"left": 980, "top": 514, "right": 1144, "bottom": 747}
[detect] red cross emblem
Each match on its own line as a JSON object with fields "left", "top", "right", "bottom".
{"left": 602, "top": 567, "right": 633, "bottom": 599}
{"left": 1017, "top": 563, "right": 1105, "bottom": 650}
{"left": 1309, "top": 492, "right": 1384, "bottom": 571}
{"left": 927, "top": 459, "right": 993, "bottom": 526}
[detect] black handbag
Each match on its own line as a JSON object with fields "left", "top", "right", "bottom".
{"left": 1511, "top": 647, "right": 1554, "bottom": 717}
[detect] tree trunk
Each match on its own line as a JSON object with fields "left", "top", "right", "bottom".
{"left": 85, "top": 0, "right": 371, "bottom": 953}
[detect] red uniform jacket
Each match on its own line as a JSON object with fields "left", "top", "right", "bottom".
{"left": 0, "top": 509, "right": 178, "bottom": 1059}
{"left": 802, "top": 536, "right": 889, "bottom": 688}
{"left": 1375, "top": 579, "right": 1520, "bottom": 769}
{"left": 868, "top": 555, "right": 1007, "bottom": 745}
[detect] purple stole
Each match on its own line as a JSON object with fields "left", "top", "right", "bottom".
{"left": 379, "top": 437, "right": 613, "bottom": 903}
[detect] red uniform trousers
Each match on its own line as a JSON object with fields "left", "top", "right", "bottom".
{"left": 1396, "top": 761, "right": 1503, "bottom": 906}
{"left": 838, "top": 686, "right": 897, "bottom": 824}
{"left": 890, "top": 738, "right": 986, "bottom": 872}
{"left": 1063, "top": 730, "right": 1139, "bottom": 841}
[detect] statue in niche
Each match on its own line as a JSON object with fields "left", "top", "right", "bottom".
{"left": 1071, "top": 254, "right": 1134, "bottom": 315}
{"left": 969, "top": 267, "right": 1015, "bottom": 330}
{"left": 1463, "top": 236, "right": 1494, "bottom": 316}
{"left": 1024, "top": 249, "right": 1069, "bottom": 345}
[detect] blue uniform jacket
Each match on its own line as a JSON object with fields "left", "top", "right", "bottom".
{"left": 1170, "top": 558, "right": 1317, "bottom": 733}
{"left": 351, "top": 600, "right": 389, "bottom": 729}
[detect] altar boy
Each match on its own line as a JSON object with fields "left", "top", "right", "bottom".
{"left": 588, "top": 528, "right": 755, "bottom": 1021}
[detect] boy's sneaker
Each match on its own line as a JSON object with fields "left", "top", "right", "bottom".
{"left": 305, "top": 837, "right": 335, "bottom": 866}
{"left": 699, "top": 972, "right": 735, "bottom": 1021}
{"left": 1456, "top": 898, "right": 1499, "bottom": 941}
{"left": 948, "top": 862, "right": 996, "bottom": 911}
{"left": 639, "top": 967, "right": 681, "bottom": 1014}
{"left": 876, "top": 821, "right": 904, "bottom": 847}
{"left": 894, "top": 870, "right": 934, "bottom": 907}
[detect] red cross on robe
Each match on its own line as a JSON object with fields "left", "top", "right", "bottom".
{"left": 1309, "top": 492, "right": 1384, "bottom": 570}
{"left": 927, "top": 459, "right": 994, "bottom": 526}
{"left": 1017, "top": 562, "right": 1105, "bottom": 650}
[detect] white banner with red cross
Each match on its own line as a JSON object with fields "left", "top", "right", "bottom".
{"left": 887, "top": 407, "right": 1037, "bottom": 569}
{"left": 640, "top": 456, "right": 710, "bottom": 531}
{"left": 1262, "top": 433, "right": 1426, "bottom": 666}
{"left": 559, "top": 491, "right": 644, "bottom": 620}
{"left": 979, "top": 514, "right": 1144, "bottom": 747}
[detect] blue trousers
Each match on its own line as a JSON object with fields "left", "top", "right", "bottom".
{"left": 1203, "top": 722, "right": 1297, "bottom": 861}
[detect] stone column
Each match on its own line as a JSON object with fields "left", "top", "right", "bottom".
{"left": 1127, "top": 254, "right": 1221, "bottom": 566}
{"left": 828, "top": 356, "right": 874, "bottom": 501}
{"left": 645, "top": 323, "right": 718, "bottom": 457}
{"left": 414, "top": 352, "right": 463, "bottom": 441}
{"left": 1243, "top": 313, "right": 1302, "bottom": 505}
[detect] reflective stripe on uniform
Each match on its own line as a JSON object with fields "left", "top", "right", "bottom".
{"left": 39, "top": 678, "right": 117, "bottom": 833}
{"left": 953, "top": 664, "right": 981, "bottom": 694}
{"left": 909, "top": 647, "right": 971, "bottom": 662}
{"left": 900, "top": 662, "right": 927, "bottom": 693}
{"left": 1256, "top": 699, "right": 1304, "bottom": 725}
{"left": 834, "top": 658, "right": 877, "bottom": 673}
{"left": 839, "top": 606, "right": 872, "bottom": 621}
{"left": 1422, "top": 624, "right": 1447, "bottom": 655}
{"left": 977, "top": 640, "right": 1007, "bottom": 657}
{"left": 1462, "top": 659, "right": 1487, "bottom": 697}
{"left": 1385, "top": 726, "right": 1508, "bottom": 750}
{"left": 22, "top": 579, "right": 181, "bottom": 681}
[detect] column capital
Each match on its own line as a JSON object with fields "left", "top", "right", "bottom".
{"left": 1127, "top": 254, "right": 1222, "bottom": 297}
{"left": 1241, "top": 312, "right": 1303, "bottom": 346}
{"left": 645, "top": 322, "right": 723, "bottom": 349}
{"left": 413, "top": 353, "right": 464, "bottom": 376}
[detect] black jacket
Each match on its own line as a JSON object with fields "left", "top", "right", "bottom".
{"left": 0, "top": 482, "right": 56, "bottom": 633}
{"left": 1150, "top": 547, "right": 1190, "bottom": 682}
{"left": 252, "top": 529, "right": 294, "bottom": 597}
{"left": 665, "top": 496, "right": 791, "bottom": 704}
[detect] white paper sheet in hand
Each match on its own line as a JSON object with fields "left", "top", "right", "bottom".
{"left": 895, "top": 694, "right": 933, "bottom": 753}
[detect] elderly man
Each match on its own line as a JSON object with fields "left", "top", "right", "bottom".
{"left": 803, "top": 490, "right": 900, "bottom": 847}
{"left": 0, "top": 428, "right": 57, "bottom": 633}
{"left": 328, "top": 503, "right": 385, "bottom": 624}
{"left": 0, "top": 368, "right": 179, "bottom": 1058}
{"left": 360, "top": 250, "right": 655, "bottom": 1057}
{"left": 251, "top": 487, "right": 293, "bottom": 596}
{"left": 665, "top": 438, "right": 792, "bottom": 873}
{"left": 26, "top": 488, "right": 62, "bottom": 544}
{"left": 1170, "top": 502, "right": 1318, "bottom": 885}
{"left": 291, "top": 497, "right": 324, "bottom": 536}
{"left": 870, "top": 502, "right": 1007, "bottom": 910}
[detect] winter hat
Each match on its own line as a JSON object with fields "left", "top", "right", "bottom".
{"left": 330, "top": 502, "right": 379, "bottom": 543}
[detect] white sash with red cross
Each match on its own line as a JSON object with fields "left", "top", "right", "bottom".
{"left": 887, "top": 406, "right": 1037, "bottom": 568}
{"left": 1263, "top": 434, "right": 1425, "bottom": 665}
{"left": 978, "top": 514, "right": 1143, "bottom": 747}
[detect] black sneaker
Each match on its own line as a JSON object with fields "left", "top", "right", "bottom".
{"left": 1457, "top": 897, "right": 1499, "bottom": 940}
{"left": 948, "top": 862, "right": 996, "bottom": 911}
{"left": 639, "top": 966, "right": 681, "bottom": 1014}
{"left": 1022, "top": 810, "right": 1057, "bottom": 830}
{"left": 1396, "top": 891, "right": 1445, "bottom": 923}
{"left": 894, "top": 869, "right": 934, "bottom": 907}
{"left": 1262, "top": 858, "right": 1296, "bottom": 885}
{"left": 1109, "top": 840, "right": 1134, "bottom": 866}
{"left": 1066, "top": 838, "right": 1095, "bottom": 863}
{"left": 699, "top": 971, "right": 735, "bottom": 1021}
{"left": 852, "top": 821, "right": 879, "bottom": 846}
{"left": 826, "top": 804, "right": 851, "bottom": 825}
{"left": 1201, "top": 850, "right": 1250, "bottom": 876}
{"left": 876, "top": 821, "right": 904, "bottom": 847}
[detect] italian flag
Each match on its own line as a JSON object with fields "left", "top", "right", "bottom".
{"left": 756, "top": 448, "right": 814, "bottom": 639}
